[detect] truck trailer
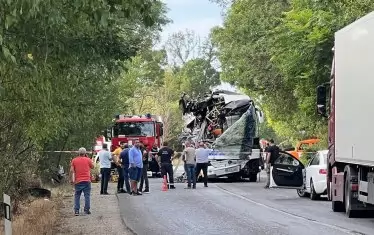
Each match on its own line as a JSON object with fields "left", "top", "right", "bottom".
{"left": 316, "top": 11, "right": 374, "bottom": 217}
{"left": 266, "top": 11, "right": 374, "bottom": 218}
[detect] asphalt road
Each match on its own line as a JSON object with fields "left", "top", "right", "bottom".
{"left": 117, "top": 173, "right": 374, "bottom": 235}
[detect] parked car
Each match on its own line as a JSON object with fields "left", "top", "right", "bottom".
{"left": 296, "top": 150, "right": 328, "bottom": 200}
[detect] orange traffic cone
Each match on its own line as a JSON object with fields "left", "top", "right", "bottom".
{"left": 162, "top": 175, "right": 168, "bottom": 191}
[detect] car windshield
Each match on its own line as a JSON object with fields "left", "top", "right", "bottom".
{"left": 113, "top": 122, "right": 154, "bottom": 137}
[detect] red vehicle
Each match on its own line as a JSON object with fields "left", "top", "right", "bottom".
{"left": 105, "top": 114, "right": 164, "bottom": 151}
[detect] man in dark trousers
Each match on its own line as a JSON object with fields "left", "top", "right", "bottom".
{"left": 195, "top": 142, "right": 211, "bottom": 187}
{"left": 157, "top": 141, "right": 176, "bottom": 189}
{"left": 264, "top": 139, "right": 280, "bottom": 189}
{"left": 117, "top": 143, "right": 129, "bottom": 194}
{"left": 149, "top": 144, "right": 160, "bottom": 177}
{"left": 139, "top": 143, "right": 150, "bottom": 193}
{"left": 98, "top": 143, "right": 112, "bottom": 195}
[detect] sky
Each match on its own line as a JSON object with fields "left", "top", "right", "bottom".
{"left": 160, "top": 0, "right": 236, "bottom": 91}
{"left": 160, "top": 0, "right": 223, "bottom": 44}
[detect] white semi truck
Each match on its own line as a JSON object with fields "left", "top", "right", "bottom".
{"left": 316, "top": 11, "right": 374, "bottom": 217}
{"left": 265, "top": 11, "right": 374, "bottom": 218}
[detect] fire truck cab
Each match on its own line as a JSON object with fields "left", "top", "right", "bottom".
{"left": 105, "top": 114, "right": 164, "bottom": 151}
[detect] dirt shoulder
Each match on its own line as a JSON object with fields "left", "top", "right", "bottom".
{"left": 0, "top": 186, "right": 64, "bottom": 235}
{"left": 55, "top": 182, "right": 131, "bottom": 235}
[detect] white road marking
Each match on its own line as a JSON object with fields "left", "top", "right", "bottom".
{"left": 214, "top": 185, "right": 365, "bottom": 235}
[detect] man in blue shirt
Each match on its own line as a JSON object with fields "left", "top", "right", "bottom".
{"left": 129, "top": 140, "right": 143, "bottom": 196}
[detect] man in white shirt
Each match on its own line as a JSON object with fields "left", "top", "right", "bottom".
{"left": 195, "top": 142, "right": 211, "bottom": 187}
{"left": 98, "top": 143, "right": 112, "bottom": 195}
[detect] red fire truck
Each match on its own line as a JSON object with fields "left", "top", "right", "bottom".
{"left": 93, "top": 114, "right": 164, "bottom": 177}
{"left": 102, "top": 114, "right": 164, "bottom": 151}
{"left": 94, "top": 114, "right": 164, "bottom": 152}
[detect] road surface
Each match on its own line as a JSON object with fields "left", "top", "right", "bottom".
{"left": 117, "top": 174, "right": 374, "bottom": 235}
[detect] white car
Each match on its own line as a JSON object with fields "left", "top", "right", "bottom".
{"left": 297, "top": 150, "right": 328, "bottom": 200}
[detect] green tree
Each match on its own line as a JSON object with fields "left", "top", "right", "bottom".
{"left": 212, "top": 0, "right": 374, "bottom": 145}
{"left": 0, "top": 0, "right": 168, "bottom": 201}
{"left": 165, "top": 30, "right": 221, "bottom": 97}
{"left": 179, "top": 58, "right": 220, "bottom": 96}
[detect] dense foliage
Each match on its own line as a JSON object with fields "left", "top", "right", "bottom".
{"left": 0, "top": 0, "right": 168, "bottom": 200}
{"left": 211, "top": 0, "right": 374, "bottom": 145}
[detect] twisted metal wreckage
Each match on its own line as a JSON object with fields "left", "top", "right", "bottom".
{"left": 178, "top": 90, "right": 264, "bottom": 181}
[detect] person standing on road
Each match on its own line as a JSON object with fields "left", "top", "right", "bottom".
{"left": 70, "top": 147, "right": 94, "bottom": 216}
{"left": 182, "top": 141, "right": 196, "bottom": 189}
{"left": 98, "top": 143, "right": 112, "bottom": 195}
{"left": 195, "top": 142, "right": 211, "bottom": 187}
{"left": 182, "top": 143, "right": 188, "bottom": 179}
{"left": 117, "top": 142, "right": 129, "bottom": 194}
{"left": 129, "top": 140, "right": 143, "bottom": 195}
{"left": 157, "top": 141, "right": 176, "bottom": 189}
{"left": 113, "top": 142, "right": 124, "bottom": 167}
{"left": 149, "top": 144, "right": 160, "bottom": 177}
{"left": 139, "top": 143, "right": 150, "bottom": 193}
{"left": 120, "top": 143, "right": 131, "bottom": 194}
{"left": 264, "top": 139, "right": 280, "bottom": 189}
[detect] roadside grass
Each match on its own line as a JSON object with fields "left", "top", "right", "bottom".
{"left": 0, "top": 184, "right": 72, "bottom": 235}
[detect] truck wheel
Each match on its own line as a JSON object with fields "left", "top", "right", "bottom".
{"left": 344, "top": 167, "right": 359, "bottom": 218}
{"left": 249, "top": 173, "right": 257, "bottom": 182}
{"left": 332, "top": 201, "right": 345, "bottom": 212}
{"left": 310, "top": 180, "right": 320, "bottom": 200}
{"left": 327, "top": 181, "right": 332, "bottom": 201}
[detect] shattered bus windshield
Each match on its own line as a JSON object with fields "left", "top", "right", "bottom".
{"left": 113, "top": 122, "right": 155, "bottom": 137}
{"left": 212, "top": 106, "right": 257, "bottom": 159}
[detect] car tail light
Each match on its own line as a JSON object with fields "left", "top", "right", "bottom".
{"left": 319, "top": 169, "right": 327, "bottom": 174}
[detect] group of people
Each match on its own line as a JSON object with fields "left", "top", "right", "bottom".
{"left": 99, "top": 140, "right": 152, "bottom": 196}
{"left": 99, "top": 139, "right": 185, "bottom": 195}
{"left": 69, "top": 140, "right": 213, "bottom": 215}
{"left": 181, "top": 141, "right": 212, "bottom": 189}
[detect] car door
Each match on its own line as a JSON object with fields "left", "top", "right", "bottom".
{"left": 269, "top": 151, "right": 305, "bottom": 189}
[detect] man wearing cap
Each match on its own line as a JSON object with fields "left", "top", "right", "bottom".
{"left": 70, "top": 147, "right": 94, "bottom": 216}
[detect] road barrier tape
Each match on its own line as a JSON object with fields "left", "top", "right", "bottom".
{"left": 42, "top": 151, "right": 95, "bottom": 154}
